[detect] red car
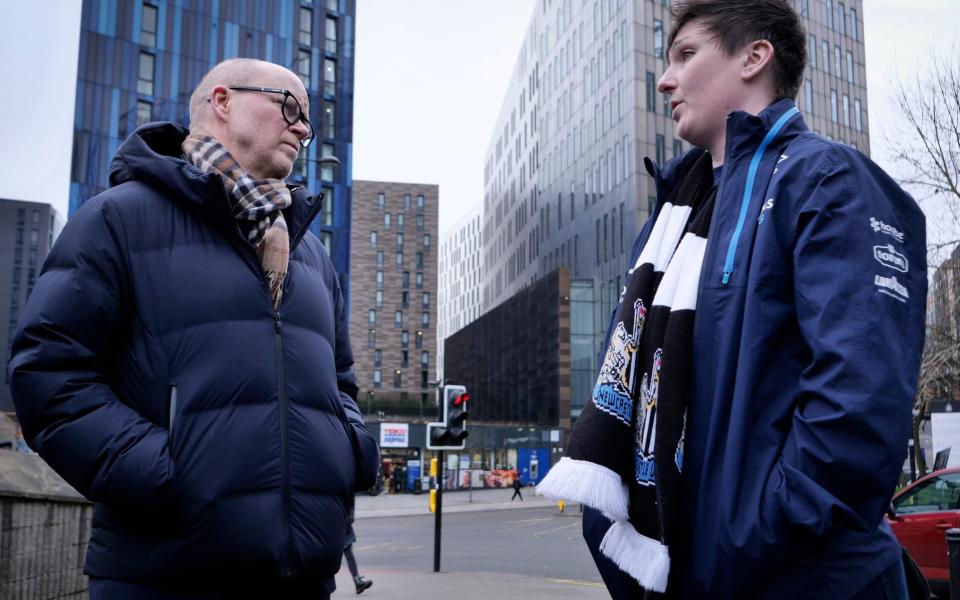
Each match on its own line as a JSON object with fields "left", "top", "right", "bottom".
{"left": 887, "top": 467, "right": 960, "bottom": 591}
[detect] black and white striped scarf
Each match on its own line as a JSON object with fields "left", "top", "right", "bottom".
{"left": 538, "top": 153, "right": 716, "bottom": 593}
{"left": 182, "top": 134, "right": 292, "bottom": 311}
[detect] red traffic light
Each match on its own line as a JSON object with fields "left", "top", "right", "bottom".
{"left": 453, "top": 393, "right": 470, "bottom": 407}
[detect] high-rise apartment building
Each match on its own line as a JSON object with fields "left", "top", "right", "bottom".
{"left": 481, "top": 0, "right": 868, "bottom": 324}
{"left": 437, "top": 204, "right": 482, "bottom": 381}
{"left": 70, "top": 0, "right": 356, "bottom": 301}
{"left": 350, "top": 181, "right": 439, "bottom": 419}
{"left": 1, "top": 199, "right": 64, "bottom": 411}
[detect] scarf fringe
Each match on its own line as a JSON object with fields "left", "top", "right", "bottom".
{"left": 599, "top": 520, "right": 671, "bottom": 593}
{"left": 535, "top": 457, "right": 629, "bottom": 522}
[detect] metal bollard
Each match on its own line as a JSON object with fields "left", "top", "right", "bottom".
{"left": 947, "top": 528, "right": 960, "bottom": 599}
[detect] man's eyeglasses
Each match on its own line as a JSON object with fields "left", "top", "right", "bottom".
{"left": 219, "top": 85, "right": 315, "bottom": 148}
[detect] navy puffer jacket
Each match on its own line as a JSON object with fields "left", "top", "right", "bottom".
{"left": 8, "top": 122, "right": 379, "bottom": 585}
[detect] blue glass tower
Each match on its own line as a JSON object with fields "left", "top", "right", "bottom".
{"left": 70, "top": 0, "right": 355, "bottom": 304}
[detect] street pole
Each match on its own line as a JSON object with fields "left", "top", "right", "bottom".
{"left": 433, "top": 449, "right": 444, "bottom": 573}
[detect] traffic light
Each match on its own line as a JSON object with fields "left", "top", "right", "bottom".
{"left": 426, "top": 384, "right": 469, "bottom": 450}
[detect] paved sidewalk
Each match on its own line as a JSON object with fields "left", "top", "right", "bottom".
{"left": 332, "top": 568, "right": 607, "bottom": 599}
{"left": 354, "top": 486, "right": 571, "bottom": 519}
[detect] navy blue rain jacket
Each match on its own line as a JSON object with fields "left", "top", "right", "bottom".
{"left": 585, "top": 100, "right": 926, "bottom": 598}
{"left": 8, "top": 122, "right": 380, "bottom": 585}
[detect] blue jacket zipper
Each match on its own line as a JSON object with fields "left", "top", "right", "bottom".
{"left": 721, "top": 107, "right": 800, "bottom": 285}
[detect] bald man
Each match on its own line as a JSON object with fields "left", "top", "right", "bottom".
{"left": 8, "top": 59, "right": 379, "bottom": 599}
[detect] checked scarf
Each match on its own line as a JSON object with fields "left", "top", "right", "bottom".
{"left": 182, "top": 134, "right": 292, "bottom": 311}
{"left": 537, "top": 153, "right": 716, "bottom": 594}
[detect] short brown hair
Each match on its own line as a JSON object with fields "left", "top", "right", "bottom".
{"left": 667, "top": 0, "right": 807, "bottom": 100}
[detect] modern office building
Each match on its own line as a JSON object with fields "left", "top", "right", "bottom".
{"left": 481, "top": 0, "right": 869, "bottom": 321}
{"left": 1, "top": 199, "right": 64, "bottom": 412}
{"left": 350, "top": 181, "right": 439, "bottom": 420}
{"left": 437, "top": 204, "right": 482, "bottom": 381}
{"left": 70, "top": 0, "right": 356, "bottom": 302}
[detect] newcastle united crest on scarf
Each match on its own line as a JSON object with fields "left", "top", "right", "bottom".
{"left": 536, "top": 153, "right": 717, "bottom": 593}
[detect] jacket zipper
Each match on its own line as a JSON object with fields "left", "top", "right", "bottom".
{"left": 720, "top": 107, "right": 799, "bottom": 285}
{"left": 275, "top": 312, "right": 294, "bottom": 577}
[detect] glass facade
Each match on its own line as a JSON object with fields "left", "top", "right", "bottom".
{"left": 71, "top": 0, "right": 356, "bottom": 306}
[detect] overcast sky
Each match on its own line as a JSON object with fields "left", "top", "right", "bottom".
{"left": 0, "top": 1, "right": 956, "bottom": 251}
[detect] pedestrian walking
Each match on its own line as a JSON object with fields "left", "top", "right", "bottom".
{"left": 7, "top": 58, "right": 380, "bottom": 599}
{"left": 343, "top": 501, "right": 373, "bottom": 595}
{"left": 537, "top": 1, "right": 925, "bottom": 597}
{"left": 511, "top": 476, "right": 524, "bottom": 501}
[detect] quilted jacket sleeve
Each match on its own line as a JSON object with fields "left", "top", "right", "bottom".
{"left": 7, "top": 197, "right": 176, "bottom": 511}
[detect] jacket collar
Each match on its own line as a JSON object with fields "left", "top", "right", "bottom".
{"left": 108, "top": 122, "right": 321, "bottom": 249}
{"left": 723, "top": 98, "right": 807, "bottom": 165}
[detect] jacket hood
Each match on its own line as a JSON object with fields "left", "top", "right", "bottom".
{"left": 107, "top": 122, "right": 321, "bottom": 240}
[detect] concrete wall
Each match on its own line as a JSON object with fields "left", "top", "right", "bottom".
{"left": 0, "top": 451, "right": 91, "bottom": 600}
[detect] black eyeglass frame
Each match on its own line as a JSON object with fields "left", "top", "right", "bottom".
{"left": 222, "top": 85, "right": 315, "bottom": 148}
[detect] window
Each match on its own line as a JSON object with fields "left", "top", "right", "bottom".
{"left": 395, "top": 251, "right": 403, "bottom": 266}
{"left": 397, "top": 213, "right": 405, "bottom": 228}
{"left": 402, "top": 291, "right": 409, "bottom": 308}
{"left": 830, "top": 89, "right": 838, "bottom": 122}
{"left": 421, "top": 371, "right": 428, "bottom": 389}
{"left": 320, "top": 186, "right": 333, "bottom": 225}
{"left": 141, "top": 3, "right": 158, "bottom": 47}
{"left": 826, "top": 0, "right": 834, "bottom": 29}
{"left": 393, "top": 370, "right": 402, "bottom": 388}
{"left": 373, "top": 369, "right": 381, "bottom": 387}
{"left": 422, "top": 292, "right": 430, "bottom": 307}
{"left": 298, "top": 49, "right": 311, "bottom": 89}
{"left": 323, "top": 59, "right": 336, "bottom": 96}
{"left": 808, "top": 35, "right": 817, "bottom": 69}
{"left": 422, "top": 312, "right": 429, "bottom": 327}
{"left": 846, "top": 51, "right": 854, "bottom": 84}
{"left": 138, "top": 52, "right": 155, "bottom": 95}
{"left": 804, "top": 79, "right": 813, "bottom": 114}
{"left": 854, "top": 98, "right": 863, "bottom": 131}
{"left": 850, "top": 8, "right": 858, "bottom": 41}
{"left": 377, "top": 193, "right": 385, "bottom": 208}
{"left": 395, "top": 310, "right": 403, "bottom": 327}
{"left": 655, "top": 134, "right": 665, "bottom": 165}
{"left": 416, "top": 252, "right": 423, "bottom": 268}
{"left": 423, "top": 233, "right": 430, "bottom": 249}
{"left": 834, "top": 46, "right": 841, "bottom": 77}
{"left": 368, "top": 329, "right": 375, "bottom": 348}
{"left": 842, "top": 94, "right": 850, "bottom": 128}
{"left": 401, "top": 330, "right": 409, "bottom": 347}
{"left": 893, "top": 472, "right": 960, "bottom": 514}
{"left": 376, "top": 251, "right": 383, "bottom": 268}
{"left": 653, "top": 19, "right": 663, "bottom": 58}
{"left": 417, "top": 214, "right": 424, "bottom": 230}
{"left": 322, "top": 103, "right": 334, "bottom": 138}
{"left": 421, "top": 351, "right": 429, "bottom": 367}
{"left": 385, "top": 212, "right": 391, "bottom": 229}
{"left": 402, "top": 271, "right": 410, "bottom": 289}
{"left": 321, "top": 143, "right": 335, "bottom": 181}
{"left": 401, "top": 350, "right": 409, "bottom": 368}
{"left": 370, "top": 230, "right": 378, "bottom": 247}
{"left": 415, "top": 330, "right": 423, "bottom": 349}
{"left": 375, "top": 290, "right": 382, "bottom": 307}
{"left": 396, "top": 232, "right": 404, "bottom": 249}
{"left": 374, "top": 350, "right": 382, "bottom": 367}
{"left": 299, "top": 7, "right": 313, "bottom": 46}
{"left": 376, "top": 270, "right": 383, "bottom": 289}
{"left": 672, "top": 139, "right": 683, "bottom": 158}
{"left": 325, "top": 17, "right": 337, "bottom": 54}
{"left": 646, "top": 71, "right": 656, "bottom": 112}
{"left": 135, "top": 100, "right": 152, "bottom": 126}
{"left": 837, "top": 2, "right": 846, "bottom": 35}
{"left": 822, "top": 41, "right": 829, "bottom": 74}
{"left": 404, "top": 194, "right": 411, "bottom": 211}
{"left": 416, "top": 272, "right": 423, "bottom": 289}
{"left": 368, "top": 309, "right": 376, "bottom": 325}
{"left": 417, "top": 194, "right": 424, "bottom": 212}
{"left": 327, "top": 0, "right": 338, "bottom": 11}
